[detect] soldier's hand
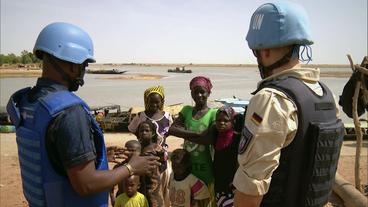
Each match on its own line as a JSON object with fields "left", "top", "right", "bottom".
{"left": 128, "top": 155, "right": 160, "bottom": 175}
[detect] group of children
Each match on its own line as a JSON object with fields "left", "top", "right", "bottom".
{"left": 110, "top": 76, "right": 244, "bottom": 207}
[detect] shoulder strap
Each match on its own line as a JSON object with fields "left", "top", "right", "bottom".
{"left": 39, "top": 91, "right": 88, "bottom": 117}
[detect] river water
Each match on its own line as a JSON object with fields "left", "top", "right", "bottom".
{"left": 0, "top": 65, "right": 356, "bottom": 123}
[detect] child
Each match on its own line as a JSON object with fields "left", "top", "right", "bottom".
{"left": 114, "top": 175, "right": 149, "bottom": 207}
{"left": 169, "top": 149, "right": 210, "bottom": 207}
{"left": 128, "top": 85, "right": 173, "bottom": 148}
{"left": 137, "top": 121, "right": 170, "bottom": 207}
{"left": 141, "top": 143, "right": 165, "bottom": 207}
{"left": 136, "top": 120, "right": 158, "bottom": 148}
{"left": 171, "top": 106, "right": 243, "bottom": 207}
{"left": 110, "top": 140, "right": 142, "bottom": 206}
{"left": 169, "top": 76, "right": 217, "bottom": 207}
{"left": 212, "top": 106, "right": 242, "bottom": 206}
{"left": 136, "top": 121, "right": 166, "bottom": 172}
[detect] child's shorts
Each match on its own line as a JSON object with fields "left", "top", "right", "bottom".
{"left": 215, "top": 191, "right": 234, "bottom": 207}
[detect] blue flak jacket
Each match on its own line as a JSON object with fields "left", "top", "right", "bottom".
{"left": 7, "top": 88, "right": 109, "bottom": 207}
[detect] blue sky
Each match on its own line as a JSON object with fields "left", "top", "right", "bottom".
{"left": 1, "top": 0, "right": 367, "bottom": 64}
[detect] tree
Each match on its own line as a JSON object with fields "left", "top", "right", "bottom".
{"left": 0, "top": 54, "right": 6, "bottom": 65}
{"left": 0, "top": 50, "right": 41, "bottom": 64}
{"left": 8, "top": 53, "right": 19, "bottom": 64}
{"left": 20, "top": 50, "right": 32, "bottom": 64}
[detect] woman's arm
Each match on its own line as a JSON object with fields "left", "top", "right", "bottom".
{"left": 168, "top": 113, "right": 215, "bottom": 145}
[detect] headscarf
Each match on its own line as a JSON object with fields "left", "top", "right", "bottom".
{"left": 144, "top": 85, "right": 165, "bottom": 110}
{"left": 217, "top": 105, "right": 236, "bottom": 119}
{"left": 215, "top": 106, "right": 236, "bottom": 151}
{"left": 189, "top": 76, "right": 213, "bottom": 93}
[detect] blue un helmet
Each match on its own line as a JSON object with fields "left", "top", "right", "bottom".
{"left": 246, "top": 2, "right": 313, "bottom": 79}
{"left": 246, "top": 2, "right": 313, "bottom": 50}
{"left": 33, "top": 22, "right": 95, "bottom": 64}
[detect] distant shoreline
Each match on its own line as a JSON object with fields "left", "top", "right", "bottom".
{"left": 0, "top": 62, "right": 351, "bottom": 69}
{"left": 0, "top": 63, "right": 352, "bottom": 78}
{"left": 97, "top": 63, "right": 351, "bottom": 68}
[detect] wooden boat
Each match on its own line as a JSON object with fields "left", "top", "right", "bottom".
{"left": 0, "top": 125, "right": 15, "bottom": 133}
{"left": 168, "top": 67, "right": 192, "bottom": 73}
{"left": 91, "top": 105, "right": 130, "bottom": 132}
{"left": 87, "top": 69, "right": 127, "bottom": 74}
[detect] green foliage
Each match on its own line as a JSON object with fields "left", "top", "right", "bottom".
{"left": 0, "top": 50, "right": 41, "bottom": 65}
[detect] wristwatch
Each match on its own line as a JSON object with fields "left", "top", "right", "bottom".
{"left": 124, "top": 163, "right": 134, "bottom": 176}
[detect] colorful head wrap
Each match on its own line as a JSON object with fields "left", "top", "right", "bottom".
{"left": 144, "top": 85, "right": 165, "bottom": 110}
{"left": 216, "top": 106, "right": 236, "bottom": 120}
{"left": 215, "top": 106, "right": 236, "bottom": 151}
{"left": 189, "top": 76, "right": 213, "bottom": 93}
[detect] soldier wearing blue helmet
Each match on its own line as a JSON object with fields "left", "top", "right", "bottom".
{"left": 6, "top": 22, "right": 159, "bottom": 207}
{"left": 233, "top": 2, "right": 344, "bottom": 207}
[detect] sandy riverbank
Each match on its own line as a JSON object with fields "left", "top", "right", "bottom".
{"left": 1, "top": 132, "right": 367, "bottom": 206}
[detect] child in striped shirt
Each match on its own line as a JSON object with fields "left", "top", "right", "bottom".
{"left": 169, "top": 149, "right": 210, "bottom": 207}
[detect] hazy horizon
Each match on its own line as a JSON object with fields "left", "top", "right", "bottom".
{"left": 1, "top": 0, "right": 367, "bottom": 65}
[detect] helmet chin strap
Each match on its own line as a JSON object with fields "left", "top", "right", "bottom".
{"left": 48, "top": 57, "right": 84, "bottom": 91}
{"left": 256, "top": 47, "right": 295, "bottom": 79}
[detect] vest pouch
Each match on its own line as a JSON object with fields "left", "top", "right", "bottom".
{"left": 303, "top": 119, "right": 344, "bottom": 207}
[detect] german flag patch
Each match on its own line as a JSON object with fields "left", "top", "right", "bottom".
{"left": 251, "top": 112, "right": 263, "bottom": 125}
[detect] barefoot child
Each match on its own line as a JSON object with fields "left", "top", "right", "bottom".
{"left": 114, "top": 175, "right": 148, "bottom": 207}
{"left": 169, "top": 149, "right": 210, "bottom": 207}
{"left": 141, "top": 143, "right": 166, "bottom": 207}
{"left": 137, "top": 121, "right": 169, "bottom": 207}
{"left": 169, "top": 76, "right": 217, "bottom": 206}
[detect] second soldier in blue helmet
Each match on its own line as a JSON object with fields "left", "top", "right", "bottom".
{"left": 233, "top": 2, "right": 344, "bottom": 207}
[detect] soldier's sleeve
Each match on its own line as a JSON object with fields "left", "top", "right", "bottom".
{"left": 233, "top": 88, "right": 298, "bottom": 196}
{"left": 332, "top": 94, "right": 341, "bottom": 118}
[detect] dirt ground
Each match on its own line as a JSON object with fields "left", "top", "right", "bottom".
{"left": 0, "top": 132, "right": 366, "bottom": 206}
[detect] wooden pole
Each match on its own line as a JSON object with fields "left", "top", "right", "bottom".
{"left": 347, "top": 54, "right": 363, "bottom": 192}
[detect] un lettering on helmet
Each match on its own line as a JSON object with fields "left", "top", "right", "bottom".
{"left": 252, "top": 14, "right": 264, "bottom": 30}
{"left": 246, "top": 2, "right": 314, "bottom": 50}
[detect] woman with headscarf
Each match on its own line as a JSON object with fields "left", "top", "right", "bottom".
{"left": 128, "top": 85, "right": 172, "bottom": 146}
{"left": 128, "top": 85, "right": 173, "bottom": 207}
{"left": 169, "top": 76, "right": 218, "bottom": 207}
